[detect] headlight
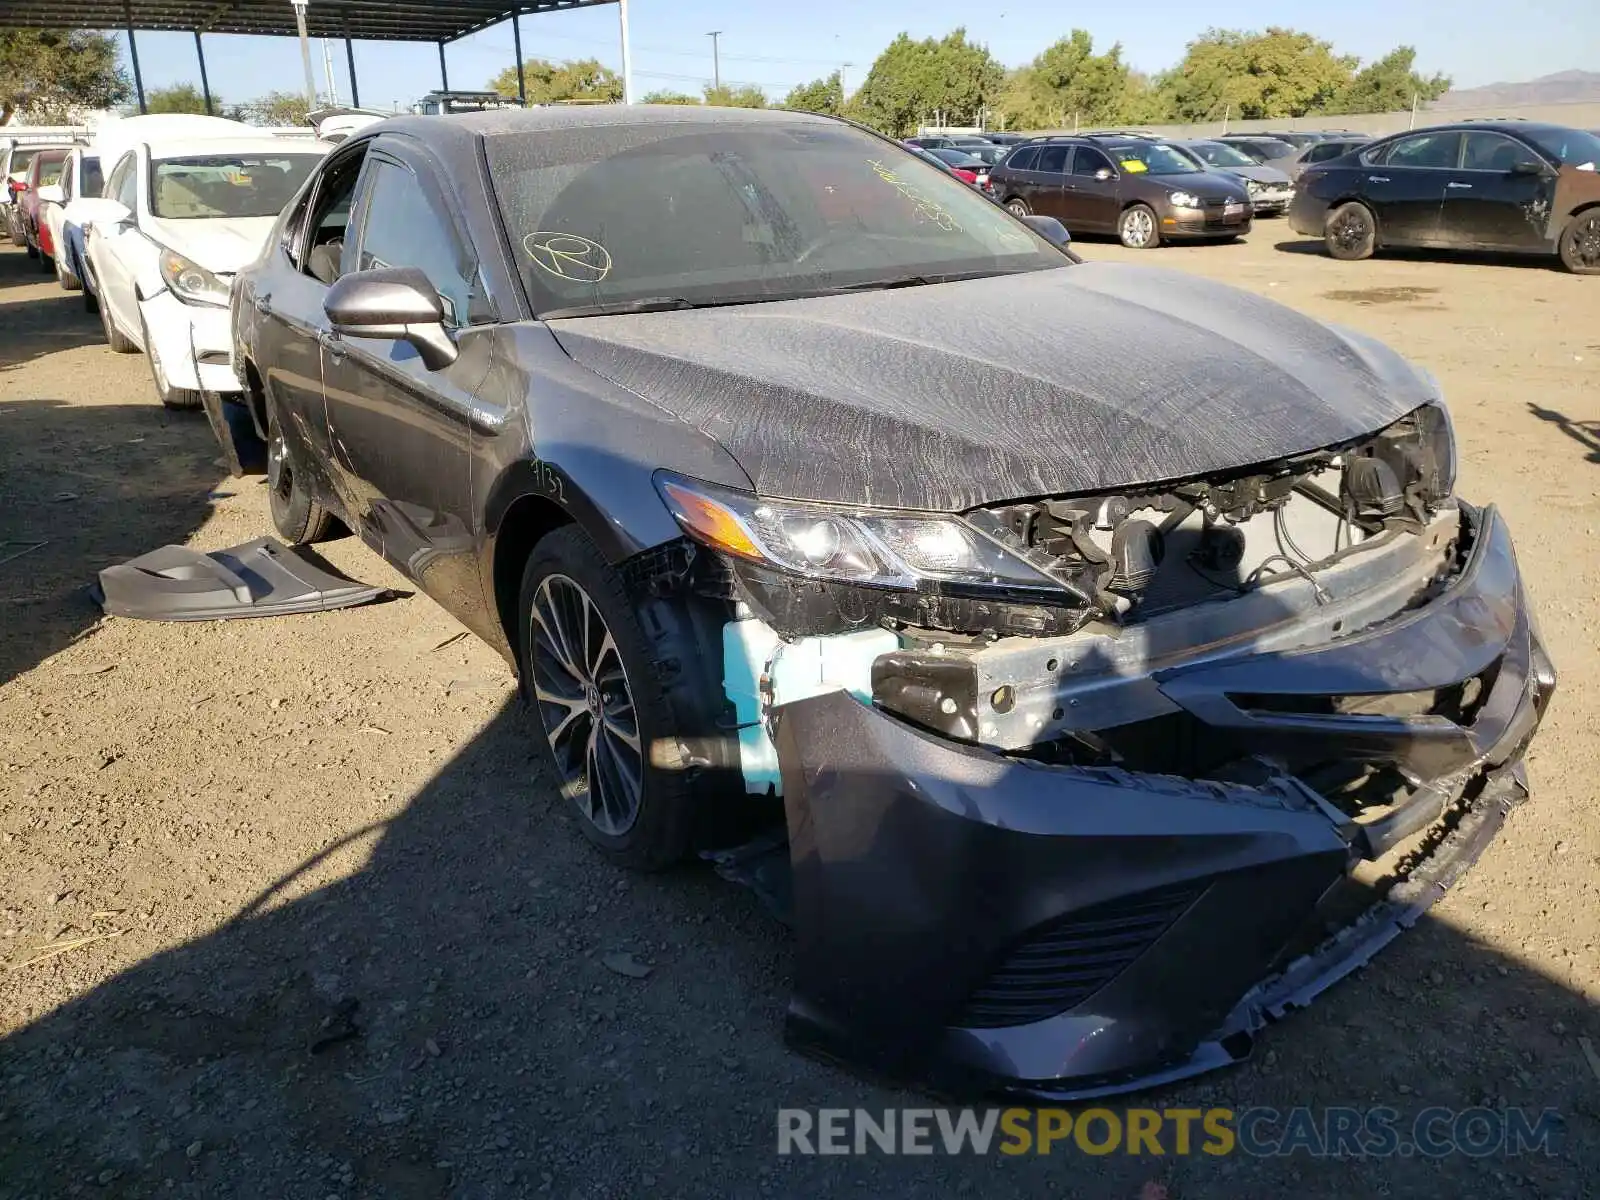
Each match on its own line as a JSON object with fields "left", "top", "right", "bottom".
{"left": 655, "top": 473, "right": 1065, "bottom": 594}
{"left": 158, "top": 247, "right": 230, "bottom": 307}
{"left": 1167, "top": 190, "right": 1201, "bottom": 209}
{"left": 1246, "top": 179, "right": 1265, "bottom": 195}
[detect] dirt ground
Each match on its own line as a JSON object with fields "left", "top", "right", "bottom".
{"left": 1, "top": 225, "right": 1597, "bottom": 1200}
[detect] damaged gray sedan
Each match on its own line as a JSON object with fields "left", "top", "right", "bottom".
{"left": 215, "top": 105, "right": 1555, "bottom": 1099}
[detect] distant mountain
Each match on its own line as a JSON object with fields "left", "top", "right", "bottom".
{"left": 1435, "top": 70, "right": 1600, "bottom": 110}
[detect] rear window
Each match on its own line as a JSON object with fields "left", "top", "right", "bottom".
{"left": 30, "top": 149, "right": 69, "bottom": 183}
{"left": 1003, "top": 146, "right": 1039, "bottom": 171}
{"left": 1523, "top": 126, "right": 1600, "bottom": 168}
{"left": 82, "top": 156, "right": 104, "bottom": 198}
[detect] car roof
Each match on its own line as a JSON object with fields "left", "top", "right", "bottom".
{"left": 373, "top": 103, "right": 835, "bottom": 145}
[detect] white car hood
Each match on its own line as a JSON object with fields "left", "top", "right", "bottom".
{"left": 141, "top": 215, "right": 276, "bottom": 274}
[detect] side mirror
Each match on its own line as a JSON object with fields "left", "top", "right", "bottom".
{"left": 1509, "top": 159, "right": 1551, "bottom": 177}
{"left": 1020, "top": 214, "right": 1072, "bottom": 248}
{"left": 324, "top": 266, "right": 459, "bottom": 371}
{"left": 1094, "top": 168, "right": 1115, "bottom": 182}
{"left": 35, "top": 184, "right": 65, "bottom": 205}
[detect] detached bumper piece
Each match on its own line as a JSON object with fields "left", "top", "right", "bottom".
{"left": 775, "top": 505, "right": 1553, "bottom": 1098}
{"left": 94, "top": 537, "right": 388, "bottom": 622}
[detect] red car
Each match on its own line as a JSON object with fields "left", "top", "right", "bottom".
{"left": 18, "top": 146, "right": 70, "bottom": 265}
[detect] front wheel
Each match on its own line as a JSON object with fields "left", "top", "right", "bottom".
{"left": 1118, "top": 204, "right": 1160, "bottom": 249}
{"left": 1557, "top": 210, "right": 1600, "bottom": 275}
{"left": 1324, "top": 201, "right": 1377, "bottom": 261}
{"left": 518, "top": 526, "right": 698, "bottom": 871}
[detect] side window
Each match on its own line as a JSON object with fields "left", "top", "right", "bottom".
{"left": 1461, "top": 132, "right": 1535, "bottom": 172}
{"left": 1071, "top": 147, "right": 1114, "bottom": 177}
{"left": 113, "top": 153, "right": 139, "bottom": 210}
{"left": 1035, "top": 146, "right": 1069, "bottom": 174}
{"left": 294, "top": 146, "right": 366, "bottom": 284}
{"left": 1382, "top": 132, "right": 1462, "bottom": 169}
{"left": 353, "top": 158, "right": 480, "bottom": 327}
{"left": 1004, "top": 146, "right": 1039, "bottom": 172}
{"left": 61, "top": 162, "right": 74, "bottom": 202}
{"left": 1305, "top": 144, "right": 1333, "bottom": 163}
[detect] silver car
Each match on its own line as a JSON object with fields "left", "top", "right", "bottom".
{"left": 1175, "top": 139, "right": 1296, "bottom": 215}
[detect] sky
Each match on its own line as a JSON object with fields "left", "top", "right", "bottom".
{"left": 112, "top": 0, "right": 1600, "bottom": 113}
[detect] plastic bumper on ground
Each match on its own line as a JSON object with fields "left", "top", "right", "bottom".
{"left": 775, "top": 505, "right": 1551, "bottom": 1098}
{"left": 137, "top": 291, "right": 240, "bottom": 395}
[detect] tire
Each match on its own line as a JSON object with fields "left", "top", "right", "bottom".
{"left": 99, "top": 292, "right": 138, "bottom": 353}
{"left": 1324, "top": 201, "right": 1377, "bottom": 261}
{"left": 140, "top": 316, "right": 203, "bottom": 410}
{"left": 24, "top": 237, "right": 38, "bottom": 260}
{"left": 265, "top": 395, "right": 336, "bottom": 545}
{"left": 517, "top": 526, "right": 700, "bottom": 871}
{"left": 1557, "top": 210, "right": 1600, "bottom": 275}
{"left": 83, "top": 280, "right": 99, "bottom": 314}
{"left": 1004, "top": 197, "right": 1031, "bottom": 218}
{"left": 56, "top": 247, "right": 82, "bottom": 292}
{"left": 1118, "top": 203, "right": 1160, "bottom": 249}
{"left": 38, "top": 248, "right": 54, "bottom": 273}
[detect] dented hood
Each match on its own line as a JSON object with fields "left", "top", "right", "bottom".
{"left": 549, "top": 263, "right": 1433, "bottom": 511}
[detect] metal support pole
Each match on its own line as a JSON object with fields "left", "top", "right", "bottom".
{"left": 292, "top": 1, "right": 317, "bottom": 111}
{"left": 708, "top": 31, "right": 721, "bottom": 91}
{"left": 438, "top": 42, "right": 449, "bottom": 91}
{"left": 124, "top": 4, "right": 147, "bottom": 114}
{"left": 193, "top": 30, "right": 213, "bottom": 113}
{"left": 618, "top": 0, "right": 634, "bottom": 105}
{"left": 512, "top": 12, "right": 526, "bottom": 105}
{"left": 345, "top": 31, "right": 359, "bottom": 107}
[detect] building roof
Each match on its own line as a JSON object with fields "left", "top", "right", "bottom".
{"left": 0, "top": 0, "right": 615, "bottom": 44}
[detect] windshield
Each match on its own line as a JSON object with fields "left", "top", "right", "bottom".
{"left": 1191, "top": 141, "right": 1257, "bottom": 168}
{"left": 81, "top": 156, "right": 104, "bottom": 198}
{"left": 1104, "top": 142, "right": 1200, "bottom": 175}
{"left": 29, "top": 149, "right": 68, "bottom": 184}
{"left": 7, "top": 147, "right": 64, "bottom": 182}
{"left": 486, "top": 121, "right": 1068, "bottom": 318}
{"left": 1241, "top": 139, "right": 1296, "bottom": 159}
{"left": 149, "top": 153, "right": 321, "bottom": 219}
{"left": 1524, "top": 126, "right": 1600, "bottom": 169}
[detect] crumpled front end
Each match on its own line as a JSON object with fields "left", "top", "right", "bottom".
{"left": 758, "top": 502, "right": 1552, "bottom": 1097}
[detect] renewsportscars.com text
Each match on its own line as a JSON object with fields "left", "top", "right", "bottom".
{"left": 776, "top": 1106, "right": 1562, "bottom": 1158}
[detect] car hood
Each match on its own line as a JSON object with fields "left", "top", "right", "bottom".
{"left": 549, "top": 264, "right": 1434, "bottom": 512}
{"left": 141, "top": 215, "right": 277, "bottom": 274}
{"left": 1219, "top": 163, "right": 1292, "bottom": 185}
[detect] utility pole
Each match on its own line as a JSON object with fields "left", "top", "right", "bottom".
{"left": 1409, "top": 92, "right": 1419, "bottom": 129}
{"left": 839, "top": 62, "right": 852, "bottom": 97}
{"left": 618, "top": 0, "right": 634, "bottom": 104}
{"left": 291, "top": 0, "right": 317, "bottom": 112}
{"left": 322, "top": 38, "right": 339, "bottom": 106}
{"left": 707, "top": 31, "right": 722, "bottom": 91}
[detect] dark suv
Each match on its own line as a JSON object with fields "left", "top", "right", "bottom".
{"left": 990, "top": 135, "right": 1252, "bottom": 248}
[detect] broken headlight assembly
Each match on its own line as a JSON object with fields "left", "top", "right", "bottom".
{"left": 654, "top": 473, "right": 1071, "bottom": 598}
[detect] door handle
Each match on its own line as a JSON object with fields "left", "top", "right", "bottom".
{"left": 252, "top": 291, "right": 272, "bottom": 315}
{"left": 1367, "top": 175, "right": 1390, "bottom": 183}
{"left": 1446, "top": 182, "right": 1473, "bottom": 189}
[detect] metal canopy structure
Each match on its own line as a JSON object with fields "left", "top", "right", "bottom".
{"left": 0, "top": 0, "right": 633, "bottom": 115}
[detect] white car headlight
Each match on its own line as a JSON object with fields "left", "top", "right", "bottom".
{"left": 1246, "top": 179, "right": 1265, "bottom": 194}
{"left": 158, "top": 247, "right": 231, "bottom": 308}
{"left": 655, "top": 473, "right": 1066, "bottom": 595}
{"left": 1167, "top": 191, "right": 1201, "bottom": 209}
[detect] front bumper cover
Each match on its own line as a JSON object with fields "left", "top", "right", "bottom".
{"left": 774, "top": 503, "right": 1552, "bottom": 1098}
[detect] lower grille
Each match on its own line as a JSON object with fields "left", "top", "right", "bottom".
{"left": 954, "top": 882, "right": 1205, "bottom": 1028}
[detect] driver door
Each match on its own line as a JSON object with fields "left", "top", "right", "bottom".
{"left": 1061, "top": 146, "right": 1121, "bottom": 233}
{"left": 319, "top": 143, "right": 489, "bottom": 616}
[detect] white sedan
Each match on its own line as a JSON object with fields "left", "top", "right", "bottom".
{"left": 34, "top": 147, "right": 104, "bottom": 293}
{"left": 84, "top": 134, "right": 327, "bottom": 409}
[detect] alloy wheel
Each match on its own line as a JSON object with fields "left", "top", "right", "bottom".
{"left": 1570, "top": 214, "right": 1600, "bottom": 271}
{"left": 529, "top": 573, "right": 644, "bottom": 836}
{"left": 1329, "top": 208, "right": 1369, "bottom": 253}
{"left": 1122, "top": 208, "right": 1155, "bottom": 247}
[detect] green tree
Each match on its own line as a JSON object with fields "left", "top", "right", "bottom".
{"left": 1323, "top": 47, "right": 1450, "bottom": 115}
{"left": 641, "top": 89, "right": 702, "bottom": 105}
{"left": 703, "top": 83, "right": 768, "bottom": 108}
{"left": 997, "top": 30, "right": 1145, "bottom": 129}
{"left": 783, "top": 71, "right": 844, "bottom": 115}
{"left": 221, "top": 90, "right": 311, "bottom": 126}
{"left": 851, "top": 29, "right": 1006, "bottom": 136}
{"left": 0, "top": 29, "right": 129, "bottom": 125}
{"left": 488, "top": 57, "right": 622, "bottom": 104}
{"left": 145, "top": 83, "right": 211, "bottom": 115}
{"left": 1156, "top": 28, "right": 1356, "bottom": 121}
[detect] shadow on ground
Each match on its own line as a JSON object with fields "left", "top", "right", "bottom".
{"left": 0, "top": 250, "right": 107, "bottom": 373}
{"left": 1527, "top": 402, "right": 1600, "bottom": 464}
{"left": 1273, "top": 238, "right": 1564, "bottom": 271}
